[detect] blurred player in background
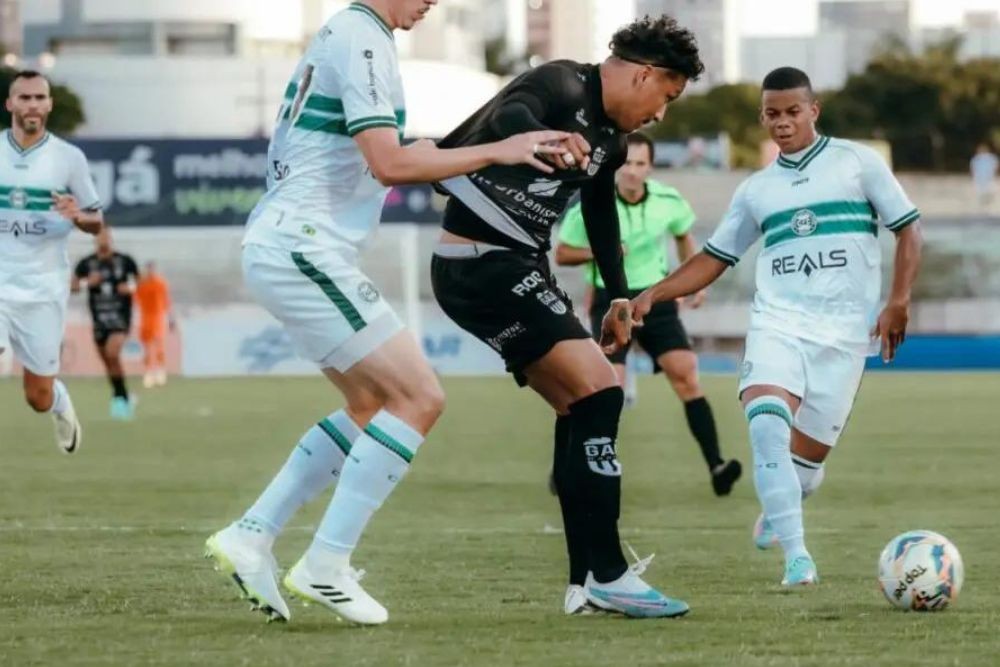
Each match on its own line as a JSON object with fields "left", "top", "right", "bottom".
{"left": 205, "top": 0, "right": 570, "bottom": 625}
{"left": 72, "top": 227, "right": 139, "bottom": 420}
{"left": 556, "top": 132, "right": 742, "bottom": 497}
{"left": 135, "top": 261, "right": 175, "bottom": 388}
{"left": 0, "top": 70, "right": 102, "bottom": 453}
{"left": 626, "top": 67, "right": 923, "bottom": 587}
{"left": 432, "top": 16, "right": 702, "bottom": 618}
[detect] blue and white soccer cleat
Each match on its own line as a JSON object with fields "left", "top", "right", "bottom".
{"left": 782, "top": 555, "right": 819, "bottom": 587}
{"left": 752, "top": 513, "right": 779, "bottom": 550}
{"left": 109, "top": 397, "right": 134, "bottom": 421}
{"left": 583, "top": 546, "right": 689, "bottom": 619}
{"left": 204, "top": 526, "right": 290, "bottom": 622}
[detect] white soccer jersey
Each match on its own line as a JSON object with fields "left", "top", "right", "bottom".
{"left": 243, "top": 2, "right": 406, "bottom": 253}
{"left": 0, "top": 130, "right": 101, "bottom": 303}
{"left": 705, "top": 136, "right": 919, "bottom": 354}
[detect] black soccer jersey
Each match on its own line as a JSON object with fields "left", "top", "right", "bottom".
{"left": 437, "top": 60, "right": 627, "bottom": 254}
{"left": 74, "top": 252, "right": 139, "bottom": 328}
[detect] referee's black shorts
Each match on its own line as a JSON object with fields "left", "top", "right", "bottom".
{"left": 432, "top": 247, "right": 591, "bottom": 387}
{"left": 590, "top": 287, "right": 691, "bottom": 367}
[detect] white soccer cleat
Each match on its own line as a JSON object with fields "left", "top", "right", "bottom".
{"left": 283, "top": 557, "right": 388, "bottom": 625}
{"left": 52, "top": 400, "right": 81, "bottom": 454}
{"left": 143, "top": 373, "right": 155, "bottom": 389}
{"left": 204, "top": 527, "right": 290, "bottom": 623}
{"left": 564, "top": 583, "right": 602, "bottom": 615}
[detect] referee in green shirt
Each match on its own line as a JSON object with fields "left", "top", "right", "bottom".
{"left": 556, "top": 133, "right": 742, "bottom": 496}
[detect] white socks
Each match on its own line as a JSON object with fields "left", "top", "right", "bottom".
{"left": 240, "top": 410, "right": 361, "bottom": 538}
{"left": 48, "top": 379, "right": 70, "bottom": 415}
{"left": 309, "top": 410, "right": 424, "bottom": 564}
{"left": 745, "top": 397, "right": 808, "bottom": 565}
{"left": 792, "top": 453, "right": 826, "bottom": 499}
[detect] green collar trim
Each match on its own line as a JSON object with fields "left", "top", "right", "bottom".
{"left": 349, "top": 3, "right": 394, "bottom": 40}
{"left": 776, "top": 135, "right": 829, "bottom": 171}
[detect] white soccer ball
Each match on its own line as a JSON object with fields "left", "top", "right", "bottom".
{"left": 877, "top": 530, "right": 964, "bottom": 611}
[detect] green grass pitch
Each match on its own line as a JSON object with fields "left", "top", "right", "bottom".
{"left": 1, "top": 374, "right": 998, "bottom": 666}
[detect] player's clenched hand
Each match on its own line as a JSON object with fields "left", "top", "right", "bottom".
{"left": 599, "top": 298, "right": 633, "bottom": 355}
{"left": 52, "top": 192, "right": 81, "bottom": 222}
{"left": 87, "top": 271, "right": 102, "bottom": 287}
{"left": 494, "top": 130, "right": 571, "bottom": 174}
{"left": 630, "top": 290, "right": 654, "bottom": 327}
{"left": 543, "top": 133, "right": 591, "bottom": 172}
{"left": 681, "top": 289, "right": 707, "bottom": 310}
{"left": 872, "top": 300, "right": 909, "bottom": 363}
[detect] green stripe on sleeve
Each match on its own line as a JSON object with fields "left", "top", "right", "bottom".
{"left": 885, "top": 208, "right": 919, "bottom": 231}
{"left": 290, "top": 252, "right": 366, "bottom": 332}
{"left": 704, "top": 242, "right": 738, "bottom": 266}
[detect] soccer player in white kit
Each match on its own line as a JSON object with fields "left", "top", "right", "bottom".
{"left": 204, "top": 0, "right": 572, "bottom": 625}
{"left": 0, "top": 70, "right": 103, "bottom": 453}
{"left": 622, "top": 67, "right": 924, "bottom": 586}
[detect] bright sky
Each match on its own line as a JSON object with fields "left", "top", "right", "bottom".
{"left": 739, "top": 0, "right": 1000, "bottom": 36}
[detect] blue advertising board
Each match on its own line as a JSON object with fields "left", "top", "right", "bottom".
{"left": 75, "top": 139, "right": 442, "bottom": 227}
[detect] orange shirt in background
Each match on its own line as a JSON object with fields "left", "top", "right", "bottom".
{"left": 135, "top": 274, "right": 171, "bottom": 341}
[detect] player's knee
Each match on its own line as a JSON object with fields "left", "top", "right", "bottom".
{"left": 667, "top": 371, "right": 701, "bottom": 400}
{"left": 25, "top": 385, "right": 53, "bottom": 413}
{"left": 385, "top": 377, "right": 445, "bottom": 428}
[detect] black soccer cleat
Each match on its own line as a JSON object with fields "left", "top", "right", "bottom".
{"left": 711, "top": 459, "right": 743, "bottom": 497}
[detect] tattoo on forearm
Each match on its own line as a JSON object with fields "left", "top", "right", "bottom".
{"left": 616, "top": 307, "right": 627, "bottom": 322}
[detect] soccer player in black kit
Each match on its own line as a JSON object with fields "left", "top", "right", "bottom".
{"left": 72, "top": 227, "right": 139, "bottom": 420}
{"left": 431, "top": 16, "right": 704, "bottom": 618}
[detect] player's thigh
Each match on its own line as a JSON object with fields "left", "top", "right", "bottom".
{"left": 432, "top": 250, "right": 593, "bottom": 397}
{"left": 103, "top": 332, "right": 127, "bottom": 358}
{"left": 243, "top": 243, "right": 404, "bottom": 373}
{"left": 796, "top": 343, "right": 866, "bottom": 447}
{"left": 738, "top": 327, "right": 807, "bottom": 402}
{"left": 523, "top": 338, "right": 619, "bottom": 414}
{"left": 6, "top": 300, "right": 64, "bottom": 377}
{"left": 323, "top": 329, "right": 443, "bottom": 432}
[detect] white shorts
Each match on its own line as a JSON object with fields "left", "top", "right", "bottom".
{"left": 242, "top": 243, "right": 403, "bottom": 372}
{"left": 738, "top": 327, "right": 866, "bottom": 446}
{"left": 0, "top": 299, "right": 65, "bottom": 376}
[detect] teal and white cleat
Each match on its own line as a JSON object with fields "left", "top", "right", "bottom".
{"left": 52, "top": 397, "right": 82, "bottom": 454}
{"left": 109, "top": 397, "right": 134, "bottom": 421}
{"left": 752, "top": 513, "right": 779, "bottom": 550}
{"left": 204, "top": 527, "right": 290, "bottom": 622}
{"left": 782, "top": 555, "right": 819, "bottom": 587}
{"left": 584, "top": 547, "right": 689, "bottom": 619}
{"left": 283, "top": 557, "right": 388, "bottom": 625}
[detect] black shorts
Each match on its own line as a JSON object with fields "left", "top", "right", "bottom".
{"left": 92, "top": 311, "right": 131, "bottom": 347}
{"left": 590, "top": 288, "right": 691, "bottom": 367}
{"left": 431, "top": 247, "right": 590, "bottom": 386}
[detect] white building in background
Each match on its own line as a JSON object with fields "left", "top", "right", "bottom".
{"left": 741, "top": 33, "right": 848, "bottom": 91}
{"left": 20, "top": 0, "right": 498, "bottom": 138}
{"left": 1, "top": 0, "right": 21, "bottom": 55}
{"left": 635, "top": 0, "right": 739, "bottom": 90}
{"left": 817, "top": 0, "right": 912, "bottom": 75}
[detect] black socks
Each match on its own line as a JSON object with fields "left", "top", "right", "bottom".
{"left": 684, "top": 397, "right": 723, "bottom": 470}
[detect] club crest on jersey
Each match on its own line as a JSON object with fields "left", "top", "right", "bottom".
{"left": 537, "top": 289, "right": 567, "bottom": 315}
{"left": 358, "top": 281, "right": 380, "bottom": 303}
{"left": 587, "top": 146, "right": 607, "bottom": 177}
{"left": 7, "top": 188, "right": 27, "bottom": 210}
{"left": 791, "top": 209, "right": 818, "bottom": 236}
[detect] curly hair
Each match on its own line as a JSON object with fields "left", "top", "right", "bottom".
{"left": 609, "top": 15, "right": 704, "bottom": 81}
